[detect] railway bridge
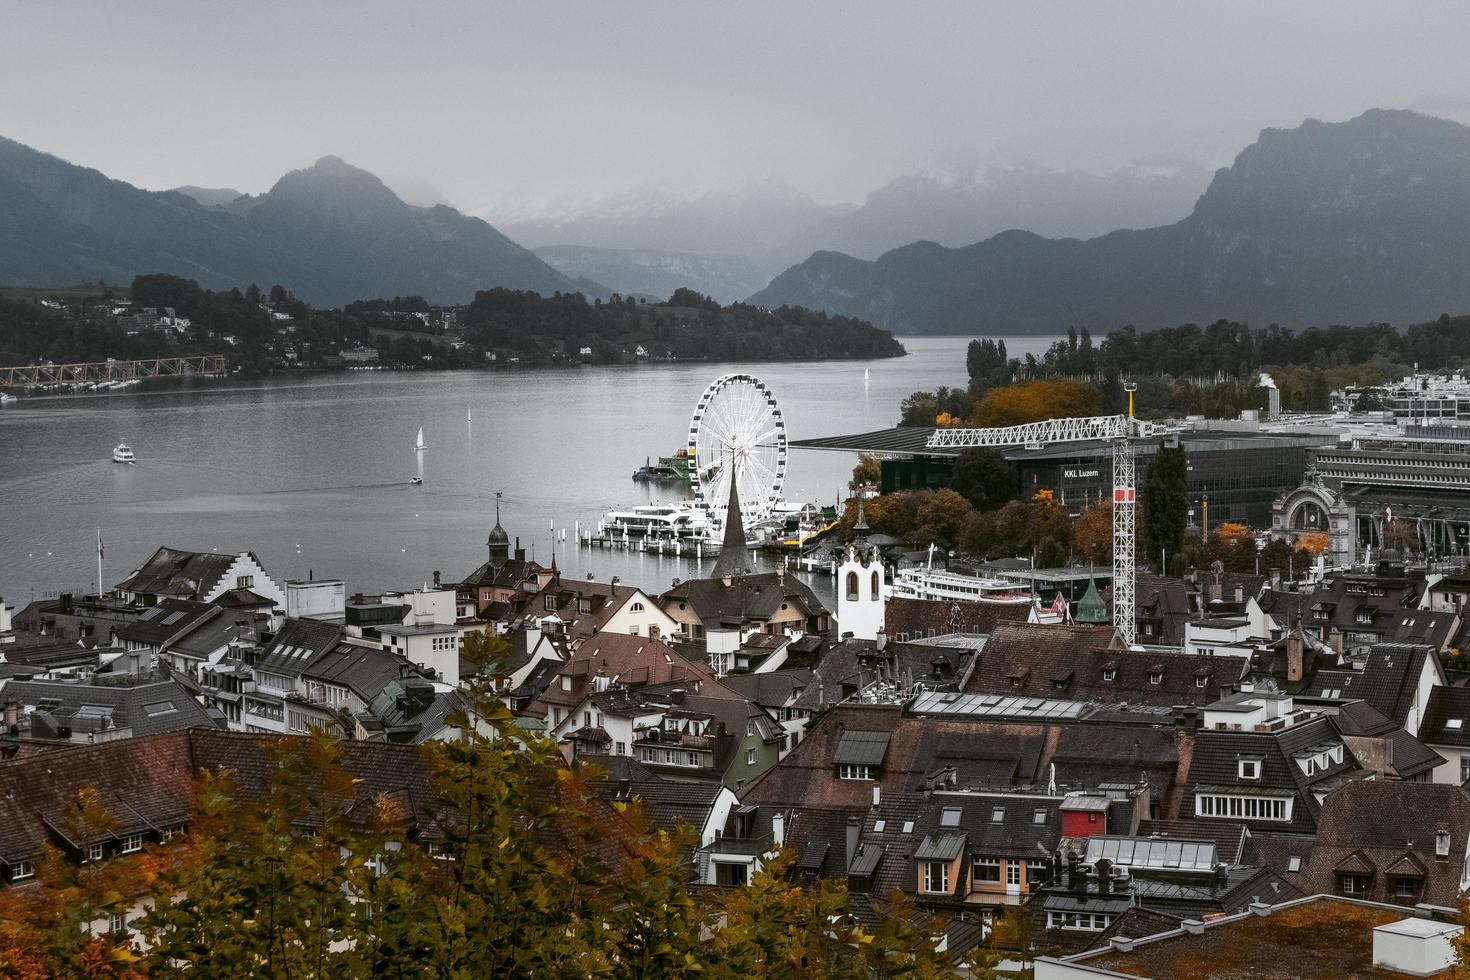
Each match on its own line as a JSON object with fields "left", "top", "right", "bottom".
{"left": 0, "top": 355, "right": 227, "bottom": 388}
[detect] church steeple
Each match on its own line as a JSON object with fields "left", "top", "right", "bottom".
{"left": 487, "top": 492, "right": 510, "bottom": 568}
{"left": 713, "top": 465, "right": 746, "bottom": 579}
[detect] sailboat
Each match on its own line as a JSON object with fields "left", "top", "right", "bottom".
{"left": 864, "top": 368, "right": 870, "bottom": 382}
{"left": 415, "top": 427, "right": 426, "bottom": 452}
{"left": 466, "top": 406, "right": 472, "bottom": 423}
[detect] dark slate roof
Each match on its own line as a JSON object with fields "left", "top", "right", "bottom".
{"left": 914, "top": 831, "right": 967, "bottom": 861}
{"left": 660, "top": 572, "right": 830, "bottom": 629}
{"left": 459, "top": 556, "right": 544, "bottom": 592}
{"left": 1181, "top": 716, "right": 1358, "bottom": 834}
{"left": 793, "top": 637, "right": 971, "bottom": 711}
{"left": 114, "top": 598, "right": 217, "bottom": 647}
{"left": 0, "top": 677, "right": 219, "bottom": 738}
{"left": 305, "top": 644, "right": 415, "bottom": 701}
{"left": 884, "top": 597, "right": 1028, "bottom": 640}
{"left": 717, "top": 668, "right": 812, "bottom": 707}
{"left": 1421, "top": 685, "right": 1470, "bottom": 748}
{"left": 1330, "top": 700, "right": 1443, "bottom": 779}
{"left": 1309, "top": 643, "right": 1438, "bottom": 727}
{"left": 253, "top": 618, "right": 347, "bottom": 676}
{"left": 115, "top": 546, "right": 237, "bottom": 600}
{"left": 1299, "top": 781, "right": 1470, "bottom": 907}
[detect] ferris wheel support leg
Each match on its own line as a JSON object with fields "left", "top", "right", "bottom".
{"left": 1112, "top": 437, "right": 1137, "bottom": 646}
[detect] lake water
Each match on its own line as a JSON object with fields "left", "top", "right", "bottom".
{"left": 0, "top": 335, "right": 1061, "bottom": 606}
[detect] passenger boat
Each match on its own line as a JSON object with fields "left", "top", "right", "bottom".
{"left": 112, "top": 442, "right": 136, "bottom": 464}
{"left": 632, "top": 457, "right": 684, "bottom": 482}
{"left": 600, "top": 503, "right": 711, "bottom": 539}
{"left": 889, "top": 565, "right": 1029, "bottom": 604}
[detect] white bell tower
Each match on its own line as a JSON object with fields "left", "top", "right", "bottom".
{"left": 836, "top": 492, "right": 885, "bottom": 641}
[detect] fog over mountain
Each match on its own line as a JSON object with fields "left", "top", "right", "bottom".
{"left": 752, "top": 110, "right": 1470, "bottom": 334}
{"left": 495, "top": 162, "right": 1210, "bottom": 300}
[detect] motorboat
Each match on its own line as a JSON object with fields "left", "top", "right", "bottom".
{"left": 632, "top": 458, "right": 684, "bottom": 483}
{"left": 409, "top": 476, "right": 423, "bottom": 486}
{"left": 0, "top": 393, "right": 16, "bottom": 405}
{"left": 112, "top": 442, "right": 136, "bottom": 464}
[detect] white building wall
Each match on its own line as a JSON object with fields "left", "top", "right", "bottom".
{"left": 206, "top": 553, "right": 286, "bottom": 608}
{"left": 600, "top": 591, "right": 680, "bottom": 638}
{"left": 286, "top": 580, "right": 346, "bottom": 621}
{"left": 836, "top": 550, "right": 885, "bottom": 641}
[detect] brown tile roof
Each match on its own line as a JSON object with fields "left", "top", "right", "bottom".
{"left": 1298, "top": 781, "right": 1470, "bottom": 907}
{"left": 963, "top": 622, "right": 1241, "bottom": 707}
{"left": 883, "top": 596, "right": 1028, "bottom": 640}
{"left": 660, "top": 572, "right": 829, "bottom": 629}
{"left": 524, "top": 633, "right": 716, "bottom": 718}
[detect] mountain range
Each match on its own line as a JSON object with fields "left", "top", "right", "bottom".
{"left": 751, "top": 110, "right": 1470, "bottom": 333}
{"left": 493, "top": 165, "right": 1208, "bottom": 302}
{"left": 0, "top": 140, "right": 597, "bottom": 306}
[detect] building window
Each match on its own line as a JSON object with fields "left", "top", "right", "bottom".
{"left": 1391, "top": 876, "right": 1421, "bottom": 898}
{"left": 991, "top": 807, "right": 1005, "bottom": 823}
{"left": 237, "top": 575, "right": 253, "bottom": 589}
{"left": 121, "top": 834, "right": 143, "bottom": 854}
{"left": 1195, "top": 794, "right": 1291, "bottom": 821}
{"left": 88, "top": 842, "right": 104, "bottom": 861}
{"left": 1339, "top": 874, "right": 1369, "bottom": 895}
{"left": 1459, "top": 756, "right": 1470, "bottom": 785}
{"left": 746, "top": 749, "right": 756, "bottom": 766}
{"left": 846, "top": 572, "right": 859, "bottom": 601}
{"left": 1148, "top": 670, "right": 1163, "bottom": 684}
{"left": 544, "top": 595, "right": 556, "bottom": 611}
{"left": 973, "top": 858, "right": 1001, "bottom": 882}
{"left": 838, "top": 764, "right": 873, "bottom": 780}
{"left": 1238, "top": 759, "right": 1261, "bottom": 780}
{"left": 1047, "top": 911, "right": 1111, "bottom": 932}
{"left": 107, "top": 913, "right": 126, "bottom": 934}
{"left": 1102, "top": 667, "right": 1116, "bottom": 681}
{"left": 1033, "top": 809, "right": 1047, "bottom": 824}
{"left": 615, "top": 741, "right": 626, "bottom": 756}
{"left": 941, "top": 808, "right": 962, "bottom": 828}
{"left": 1196, "top": 675, "right": 1208, "bottom": 688}
{"left": 10, "top": 860, "right": 34, "bottom": 880}
{"left": 630, "top": 601, "right": 644, "bottom": 612}
{"left": 923, "top": 861, "right": 949, "bottom": 894}
{"left": 871, "top": 570, "right": 880, "bottom": 599}
{"left": 1007, "top": 861, "right": 1022, "bottom": 886}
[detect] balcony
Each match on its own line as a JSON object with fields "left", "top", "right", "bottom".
{"left": 635, "top": 728, "right": 716, "bottom": 750}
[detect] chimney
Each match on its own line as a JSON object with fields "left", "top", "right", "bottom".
{"left": 772, "top": 811, "right": 785, "bottom": 848}
{"left": 1234, "top": 585, "right": 1244, "bottom": 604}
{"left": 846, "top": 816, "right": 861, "bottom": 870}
{"left": 1066, "top": 850, "right": 1082, "bottom": 890}
{"left": 872, "top": 785, "right": 881, "bottom": 807}
{"left": 1097, "top": 857, "right": 1113, "bottom": 894}
{"left": 1287, "top": 629, "right": 1304, "bottom": 683}
{"left": 515, "top": 538, "right": 524, "bottom": 562}
{"left": 1214, "top": 863, "right": 1229, "bottom": 889}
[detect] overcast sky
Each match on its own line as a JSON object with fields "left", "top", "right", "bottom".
{"left": 6, "top": 0, "right": 1470, "bottom": 214}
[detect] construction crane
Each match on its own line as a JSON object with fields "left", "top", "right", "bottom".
{"left": 926, "top": 384, "right": 1151, "bottom": 644}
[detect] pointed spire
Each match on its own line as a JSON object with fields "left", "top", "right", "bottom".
{"left": 713, "top": 464, "right": 746, "bottom": 578}
{"left": 852, "top": 484, "right": 871, "bottom": 560}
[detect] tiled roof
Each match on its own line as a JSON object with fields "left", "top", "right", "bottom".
{"left": 660, "top": 572, "right": 829, "bottom": 628}
{"left": 526, "top": 633, "right": 715, "bottom": 717}
{"left": 305, "top": 644, "right": 414, "bottom": 701}
{"left": 114, "top": 546, "right": 237, "bottom": 600}
{"left": 253, "top": 618, "right": 347, "bottom": 676}
{"left": 792, "top": 638, "right": 971, "bottom": 711}
{"left": 717, "top": 668, "right": 812, "bottom": 707}
{"left": 884, "top": 597, "right": 1027, "bottom": 640}
{"left": 1421, "top": 685, "right": 1470, "bottom": 747}
{"left": 1299, "top": 781, "right": 1470, "bottom": 907}
{"left": 964, "top": 625, "right": 1244, "bottom": 707}
{"left": 114, "top": 598, "right": 217, "bottom": 647}
{"left": 1310, "top": 643, "right": 1438, "bottom": 727}
{"left": 1, "top": 677, "right": 220, "bottom": 739}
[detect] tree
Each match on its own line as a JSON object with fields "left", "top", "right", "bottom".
{"left": 914, "top": 489, "right": 974, "bottom": 550}
{"left": 849, "top": 454, "right": 882, "bottom": 494}
{"left": 1073, "top": 500, "right": 1113, "bottom": 566}
{"left": 949, "top": 450, "right": 1015, "bottom": 512}
{"left": 973, "top": 379, "right": 1100, "bottom": 427}
{"left": 1143, "top": 442, "right": 1188, "bottom": 570}
{"left": 1295, "top": 531, "right": 1329, "bottom": 557}
{"left": 1384, "top": 519, "right": 1417, "bottom": 554}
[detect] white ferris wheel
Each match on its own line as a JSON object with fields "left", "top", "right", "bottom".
{"left": 688, "top": 373, "right": 787, "bottom": 528}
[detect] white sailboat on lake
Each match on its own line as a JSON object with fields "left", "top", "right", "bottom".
{"left": 415, "top": 427, "right": 426, "bottom": 452}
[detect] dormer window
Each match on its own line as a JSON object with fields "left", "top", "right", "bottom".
{"left": 630, "top": 601, "right": 644, "bottom": 612}
{"left": 1437, "top": 830, "right": 1451, "bottom": 859}
{"left": 1195, "top": 675, "right": 1208, "bottom": 688}
{"left": 544, "top": 595, "right": 556, "bottom": 611}
{"left": 577, "top": 599, "right": 592, "bottom": 614}
{"left": 1238, "top": 758, "right": 1262, "bottom": 780}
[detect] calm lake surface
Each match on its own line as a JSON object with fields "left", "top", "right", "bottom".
{"left": 0, "top": 335, "right": 1061, "bottom": 606}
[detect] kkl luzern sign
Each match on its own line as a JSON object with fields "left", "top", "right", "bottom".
{"left": 1063, "top": 468, "right": 1100, "bottom": 479}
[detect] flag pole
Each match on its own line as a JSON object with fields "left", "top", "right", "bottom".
{"left": 96, "top": 527, "right": 103, "bottom": 598}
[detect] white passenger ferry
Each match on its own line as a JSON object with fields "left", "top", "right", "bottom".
{"left": 890, "top": 565, "right": 1030, "bottom": 604}
{"left": 599, "top": 503, "right": 712, "bottom": 539}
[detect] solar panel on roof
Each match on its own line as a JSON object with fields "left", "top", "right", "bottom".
{"left": 143, "top": 701, "right": 178, "bottom": 717}
{"left": 159, "top": 611, "right": 186, "bottom": 626}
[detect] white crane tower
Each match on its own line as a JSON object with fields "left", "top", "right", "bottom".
{"left": 925, "top": 383, "right": 1150, "bottom": 644}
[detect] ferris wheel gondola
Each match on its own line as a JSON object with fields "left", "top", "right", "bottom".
{"left": 687, "top": 374, "right": 787, "bottom": 529}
